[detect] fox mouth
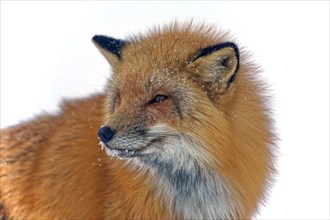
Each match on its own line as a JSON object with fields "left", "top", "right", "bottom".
{"left": 103, "top": 145, "right": 144, "bottom": 158}
{"left": 99, "top": 138, "right": 163, "bottom": 159}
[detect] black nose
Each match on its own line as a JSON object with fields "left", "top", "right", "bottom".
{"left": 98, "top": 126, "right": 115, "bottom": 143}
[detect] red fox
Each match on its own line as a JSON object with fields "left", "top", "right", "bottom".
{"left": 0, "top": 22, "right": 276, "bottom": 219}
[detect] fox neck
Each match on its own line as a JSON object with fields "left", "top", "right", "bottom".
{"left": 136, "top": 145, "right": 238, "bottom": 219}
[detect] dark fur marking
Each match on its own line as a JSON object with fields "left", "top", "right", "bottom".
{"left": 0, "top": 203, "right": 6, "bottom": 220}
{"left": 171, "top": 89, "right": 191, "bottom": 120}
{"left": 92, "top": 35, "right": 126, "bottom": 59}
{"left": 143, "top": 156, "right": 202, "bottom": 198}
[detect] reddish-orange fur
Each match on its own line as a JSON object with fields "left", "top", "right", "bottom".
{"left": 1, "top": 95, "right": 171, "bottom": 219}
{"left": 0, "top": 22, "right": 276, "bottom": 219}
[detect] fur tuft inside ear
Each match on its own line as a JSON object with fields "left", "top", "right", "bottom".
{"left": 191, "top": 42, "right": 240, "bottom": 96}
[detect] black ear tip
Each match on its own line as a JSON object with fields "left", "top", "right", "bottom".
{"left": 192, "top": 41, "right": 240, "bottom": 63}
{"left": 92, "top": 35, "right": 99, "bottom": 42}
{"left": 92, "top": 35, "right": 107, "bottom": 44}
{"left": 219, "top": 42, "right": 239, "bottom": 57}
{"left": 92, "top": 35, "right": 126, "bottom": 59}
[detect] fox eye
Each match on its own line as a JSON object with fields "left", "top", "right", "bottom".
{"left": 146, "top": 94, "right": 168, "bottom": 105}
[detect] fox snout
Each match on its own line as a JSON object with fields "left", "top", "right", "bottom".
{"left": 97, "top": 122, "right": 174, "bottom": 160}
{"left": 97, "top": 123, "right": 156, "bottom": 158}
{"left": 98, "top": 125, "right": 137, "bottom": 158}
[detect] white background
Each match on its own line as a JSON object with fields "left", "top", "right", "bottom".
{"left": 1, "top": 1, "right": 329, "bottom": 219}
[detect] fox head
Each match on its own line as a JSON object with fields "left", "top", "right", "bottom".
{"left": 94, "top": 27, "right": 239, "bottom": 160}
{"left": 93, "top": 23, "right": 275, "bottom": 219}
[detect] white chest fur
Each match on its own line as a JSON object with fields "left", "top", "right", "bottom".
{"left": 135, "top": 137, "right": 238, "bottom": 219}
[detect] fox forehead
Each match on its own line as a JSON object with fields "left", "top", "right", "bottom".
{"left": 112, "top": 28, "right": 225, "bottom": 86}
{"left": 111, "top": 69, "right": 191, "bottom": 97}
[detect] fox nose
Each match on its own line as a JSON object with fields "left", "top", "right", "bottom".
{"left": 98, "top": 126, "right": 115, "bottom": 143}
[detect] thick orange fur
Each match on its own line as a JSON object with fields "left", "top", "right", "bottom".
{"left": 0, "top": 22, "right": 276, "bottom": 219}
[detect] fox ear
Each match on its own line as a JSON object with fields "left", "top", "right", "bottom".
{"left": 191, "top": 42, "right": 240, "bottom": 95}
{"left": 92, "top": 35, "right": 126, "bottom": 68}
